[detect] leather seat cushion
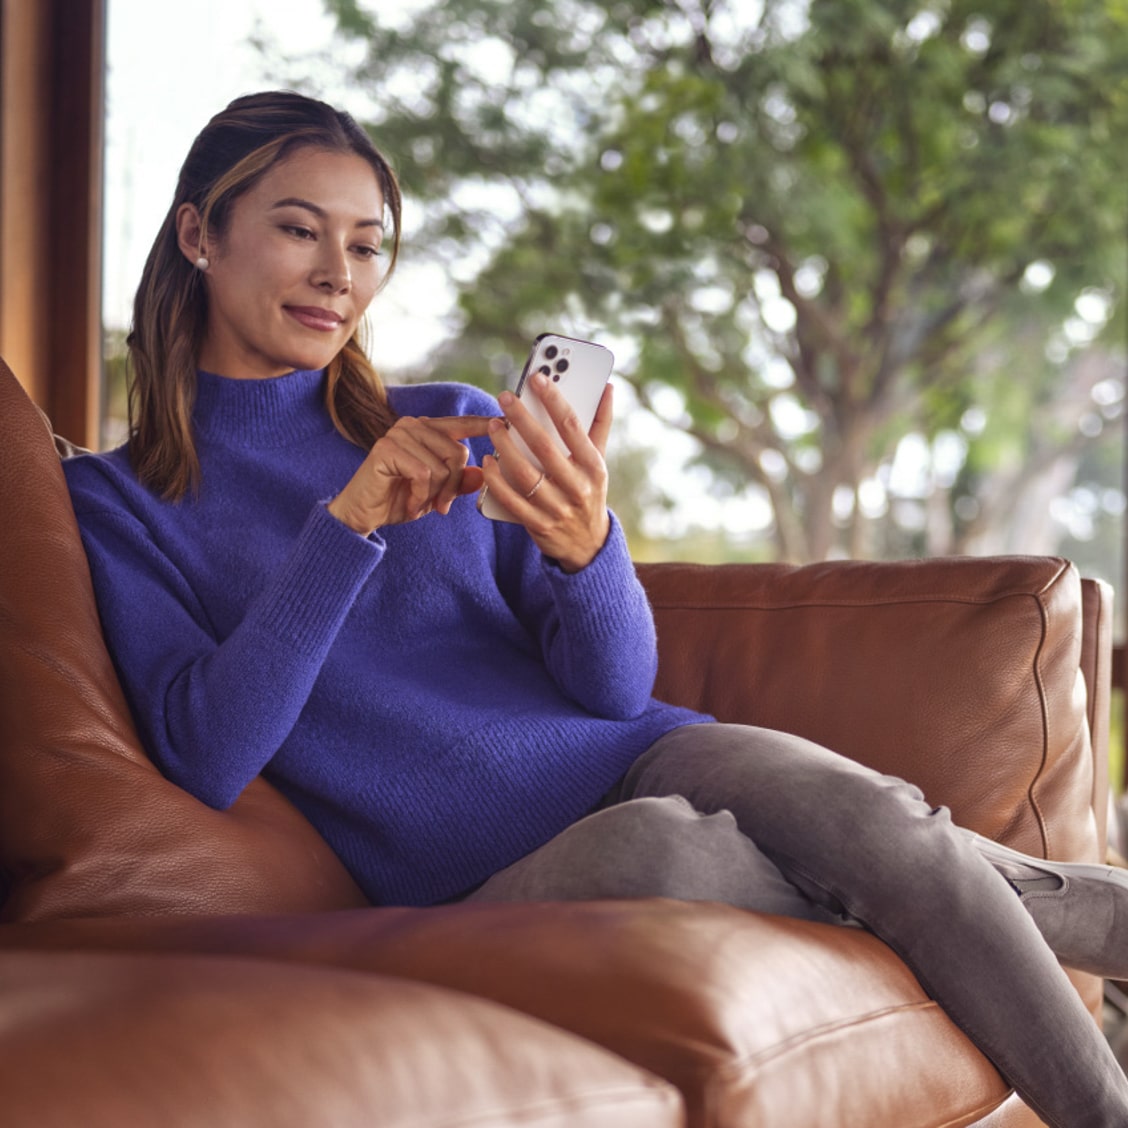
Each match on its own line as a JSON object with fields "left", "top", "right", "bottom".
{"left": 0, "top": 897, "right": 1011, "bottom": 1128}
{"left": 0, "top": 946, "right": 681, "bottom": 1128}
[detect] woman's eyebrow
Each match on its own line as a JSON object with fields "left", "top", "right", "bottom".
{"left": 269, "top": 196, "right": 384, "bottom": 228}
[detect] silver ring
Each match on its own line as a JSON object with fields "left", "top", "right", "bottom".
{"left": 524, "top": 472, "right": 547, "bottom": 499}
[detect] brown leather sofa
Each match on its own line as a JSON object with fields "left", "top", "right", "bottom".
{"left": 0, "top": 356, "right": 1112, "bottom": 1127}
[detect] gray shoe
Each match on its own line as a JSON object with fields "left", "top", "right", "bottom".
{"left": 972, "top": 833, "right": 1128, "bottom": 979}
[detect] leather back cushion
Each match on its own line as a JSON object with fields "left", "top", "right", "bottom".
{"left": 637, "top": 558, "right": 1102, "bottom": 866}
{"left": 0, "top": 360, "right": 368, "bottom": 921}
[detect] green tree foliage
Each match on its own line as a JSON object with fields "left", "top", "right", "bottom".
{"left": 319, "top": 0, "right": 1127, "bottom": 563}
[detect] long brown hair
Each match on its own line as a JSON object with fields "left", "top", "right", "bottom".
{"left": 127, "top": 91, "right": 403, "bottom": 499}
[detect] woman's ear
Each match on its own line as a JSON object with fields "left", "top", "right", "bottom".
{"left": 175, "top": 203, "right": 207, "bottom": 268}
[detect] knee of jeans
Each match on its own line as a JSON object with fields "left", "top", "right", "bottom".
{"left": 792, "top": 770, "right": 958, "bottom": 910}
{"left": 604, "top": 795, "right": 726, "bottom": 837}
{"left": 589, "top": 797, "right": 746, "bottom": 900}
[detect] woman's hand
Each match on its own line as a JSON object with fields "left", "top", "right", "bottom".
{"left": 481, "top": 371, "right": 613, "bottom": 573}
{"left": 328, "top": 414, "right": 493, "bottom": 536}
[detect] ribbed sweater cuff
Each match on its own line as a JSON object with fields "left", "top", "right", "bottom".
{"left": 539, "top": 513, "right": 645, "bottom": 640}
{"left": 249, "top": 502, "right": 384, "bottom": 654}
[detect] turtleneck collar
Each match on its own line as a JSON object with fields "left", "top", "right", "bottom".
{"left": 192, "top": 368, "right": 334, "bottom": 448}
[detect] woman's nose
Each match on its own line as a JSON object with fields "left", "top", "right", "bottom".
{"left": 312, "top": 244, "right": 351, "bottom": 293}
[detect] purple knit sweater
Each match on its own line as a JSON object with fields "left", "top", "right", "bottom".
{"left": 63, "top": 369, "right": 705, "bottom": 905}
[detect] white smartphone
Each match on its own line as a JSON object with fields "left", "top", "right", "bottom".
{"left": 477, "top": 333, "right": 614, "bottom": 522}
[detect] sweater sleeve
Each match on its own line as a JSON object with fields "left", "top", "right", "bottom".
{"left": 408, "top": 381, "right": 661, "bottom": 722}
{"left": 74, "top": 498, "right": 382, "bottom": 809}
{"left": 493, "top": 511, "right": 660, "bottom": 720}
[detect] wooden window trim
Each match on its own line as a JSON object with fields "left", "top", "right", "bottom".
{"left": 0, "top": 0, "right": 105, "bottom": 447}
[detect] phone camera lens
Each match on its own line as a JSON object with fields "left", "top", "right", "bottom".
{"left": 555, "top": 359, "right": 569, "bottom": 373}
{"left": 544, "top": 345, "right": 559, "bottom": 360}
{"left": 538, "top": 365, "right": 552, "bottom": 377}
{"left": 552, "top": 373, "right": 561, "bottom": 382}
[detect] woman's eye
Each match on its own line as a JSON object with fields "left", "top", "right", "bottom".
{"left": 353, "top": 244, "right": 383, "bottom": 259}
{"left": 283, "top": 225, "right": 314, "bottom": 239}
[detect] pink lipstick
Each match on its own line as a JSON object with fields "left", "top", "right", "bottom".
{"left": 285, "top": 306, "right": 344, "bottom": 332}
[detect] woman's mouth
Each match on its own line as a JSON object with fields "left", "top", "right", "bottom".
{"left": 285, "top": 306, "right": 345, "bottom": 332}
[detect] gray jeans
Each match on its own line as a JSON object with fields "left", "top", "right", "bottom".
{"left": 466, "top": 723, "right": 1128, "bottom": 1128}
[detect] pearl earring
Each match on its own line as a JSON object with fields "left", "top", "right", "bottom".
{"left": 195, "top": 256, "right": 210, "bottom": 271}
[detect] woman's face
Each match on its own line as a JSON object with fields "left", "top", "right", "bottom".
{"left": 188, "top": 146, "right": 387, "bottom": 381}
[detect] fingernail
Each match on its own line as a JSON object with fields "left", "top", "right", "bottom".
{"left": 489, "top": 417, "right": 504, "bottom": 433}
{"left": 498, "top": 391, "right": 515, "bottom": 408}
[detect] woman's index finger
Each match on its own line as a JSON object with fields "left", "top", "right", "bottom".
{"left": 429, "top": 415, "right": 497, "bottom": 439}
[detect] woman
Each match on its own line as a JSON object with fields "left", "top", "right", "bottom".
{"left": 66, "top": 91, "right": 1128, "bottom": 1126}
